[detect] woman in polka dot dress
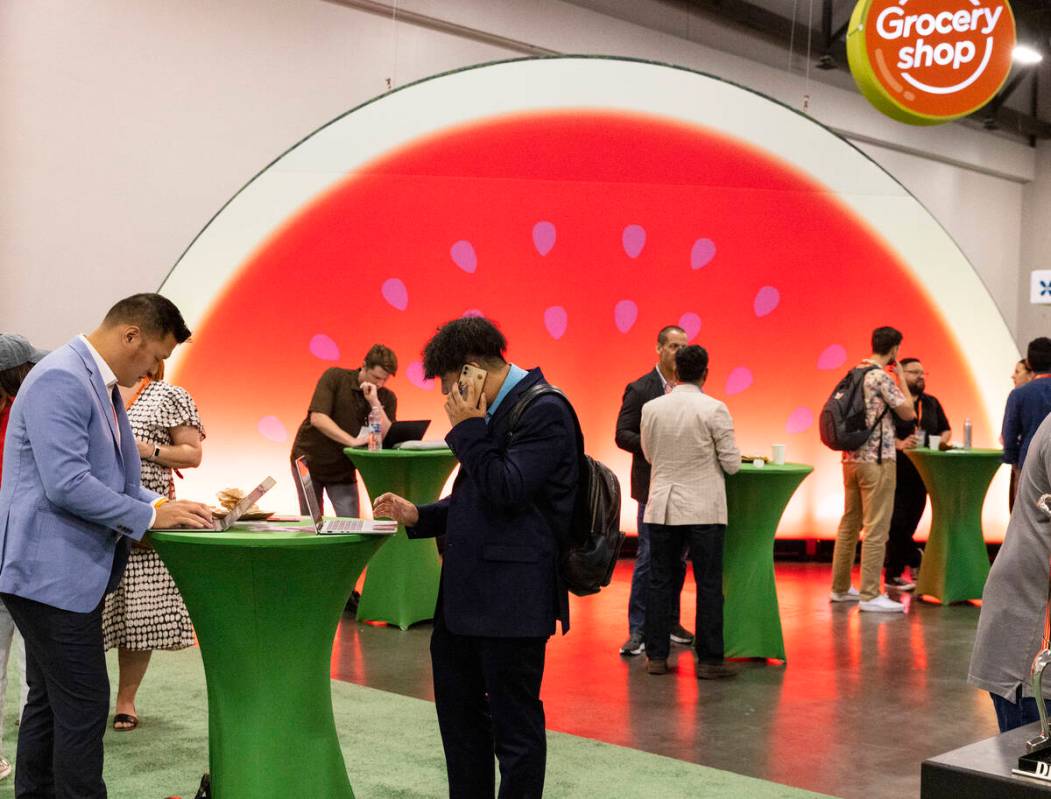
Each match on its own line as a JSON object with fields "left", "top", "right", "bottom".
{"left": 103, "top": 361, "right": 205, "bottom": 731}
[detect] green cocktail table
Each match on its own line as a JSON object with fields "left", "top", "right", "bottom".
{"left": 344, "top": 448, "right": 459, "bottom": 629}
{"left": 723, "top": 462, "right": 812, "bottom": 662}
{"left": 152, "top": 527, "right": 387, "bottom": 799}
{"left": 906, "top": 448, "right": 1002, "bottom": 603}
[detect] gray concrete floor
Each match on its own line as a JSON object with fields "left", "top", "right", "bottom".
{"left": 331, "top": 560, "right": 999, "bottom": 799}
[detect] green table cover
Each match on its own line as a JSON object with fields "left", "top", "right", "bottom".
{"left": 151, "top": 527, "right": 387, "bottom": 799}
{"left": 344, "top": 448, "right": 459, "bottom": 629}
{"left": 723, "top": 462, "right": 812, "bottom": 662}
{"left": 906, "top": 448, "right": 1002, "bottom": 603}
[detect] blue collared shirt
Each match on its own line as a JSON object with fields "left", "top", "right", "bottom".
{"left": 1002, "top": 376, "right": 1051, "bottom": 466}
{"left": 486, "top": 364, "right": 529, "bottom": 423}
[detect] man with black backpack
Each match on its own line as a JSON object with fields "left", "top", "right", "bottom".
{"left": 372, "top": 317, "right": 578, "bottom": 797}
{"left": 827, "top": 326, "right": 916, "bottom": 613}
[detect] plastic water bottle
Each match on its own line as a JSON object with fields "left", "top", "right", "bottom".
{"left": 964, "top": 417, "right": 972, "bottom": 450}
{"left": 367, "top": 407, "right": 382, "bottom": 451}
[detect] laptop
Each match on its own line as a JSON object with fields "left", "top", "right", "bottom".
{"left": 381, "top": 420, "right": 430, "bottom": 449}
{"left": 290, "top": 456, "right": 397, "bottom": 535}
{"left": 153, "top": 476, "right": 276, "bottom": 531}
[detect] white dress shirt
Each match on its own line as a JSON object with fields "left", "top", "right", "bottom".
{"left": 79, "top": 335, "right": 160, "bottom": 527}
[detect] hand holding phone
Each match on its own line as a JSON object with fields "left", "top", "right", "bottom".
{"left": 458, "top": 364, "right": 488, "bottom": 409}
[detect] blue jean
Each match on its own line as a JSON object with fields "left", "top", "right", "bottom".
{"left": 627, "top": 503, "right": 685, "bottom": 634}
{"left": 991, "top": 688, "right": 1043, "bottom": 733}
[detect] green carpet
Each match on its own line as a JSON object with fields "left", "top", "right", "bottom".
{"left": 0, "top": 648, "right": 835, "bottom": 798}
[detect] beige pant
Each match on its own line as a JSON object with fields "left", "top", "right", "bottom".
{"left": 831, "top": 461, "right": 897, "bottom": 601}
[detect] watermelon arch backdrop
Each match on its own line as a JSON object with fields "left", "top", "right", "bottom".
{"left": 161, "top": 56, "right": 1018, "bottom": 540}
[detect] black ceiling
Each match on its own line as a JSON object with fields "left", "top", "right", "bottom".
{"left": 684, "top": 0, "right": 1051, "bottom": 141}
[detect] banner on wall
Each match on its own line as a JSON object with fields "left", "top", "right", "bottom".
{"left": 847, "top": 0, "right": 1016, "bottom": 125}
{"left": 159, "top": 56, "right": 1019, "bottom": 540}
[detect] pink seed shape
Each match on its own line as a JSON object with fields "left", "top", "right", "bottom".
{"left": 381, "top": 278, "right": 408, "bottom": 311}
{"left": 786, "top": 407, "right": 814, "bottom": 434}
{"left": 407, "top": 361, "right": 434, "bottom": 391}
{"left": 308, "top": 334, "right": 340, "bottom": 361}
{"left": 622, "top": 224, "right": 646, "bottom": 259}
{"left": 679, "top": 312, "right": 702, "bottom": 342}
{"left": 450, "top": 240, "right": 477, "bottom": 273}
{"left": 614, "top": 300, "right": 638, "bottom": 334}
{"left": 257, "top": 416, "right": 288, "bottom": 443}
{"left": 544, "top": 306, "right": 568, "bottom": 340}
{"left": 725, "top": 367, "right": 753, "bottom": 395}
{"left": 754, "top": 286, "right": 780, "bottom": 317}
{"left": 533, "top": 221, "right": 556, "bottom": 256}
{"left": 690, "top": 238, "right": 716, "bottom": 270}
{"left": 817, "top": 344, "right": 847, "bottom": 370}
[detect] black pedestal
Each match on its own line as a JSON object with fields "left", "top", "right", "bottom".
{"left": 922, "top": 721, "right": 1051, "bottom": 798}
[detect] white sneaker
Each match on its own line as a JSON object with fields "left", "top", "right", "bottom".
{"left": 859, "top": 594, "right": 905, "bottom": 613}
{"left": 0, "top": 756, "right": 12, "bottom": 781}
{"left": 830, "top": 586, "right": 860, "bottom": 602}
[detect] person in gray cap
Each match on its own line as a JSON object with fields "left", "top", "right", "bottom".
{"left": 0, "top": 333, "right": 47, "bottom": 782}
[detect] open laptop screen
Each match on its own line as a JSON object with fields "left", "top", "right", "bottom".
{"left": 293, "top": 457, "right": 323, "bottom": 533}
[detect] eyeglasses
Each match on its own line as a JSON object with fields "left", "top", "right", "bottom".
{"left": 903, "top": 369, "right": 926, "bottom": 377}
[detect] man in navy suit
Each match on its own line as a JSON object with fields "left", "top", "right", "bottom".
{"left": 0, "top": 294, "right": 212, "bottom": 798}
{"left": 614, "top": 325, "right": 693, "bottom": 656}
{"left": 374, "top": 317, "right": 578, "bottom": 798}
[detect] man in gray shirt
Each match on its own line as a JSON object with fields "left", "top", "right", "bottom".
{"left": 969, "top": 412, "right": 1051, "bottom": 731}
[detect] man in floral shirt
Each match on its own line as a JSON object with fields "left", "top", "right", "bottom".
{"left": 830, "top": 326, "right": 916, "bottom": 613}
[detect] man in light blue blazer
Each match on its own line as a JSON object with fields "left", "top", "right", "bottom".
{"left": 0, "top": 294, "right": 212, "bottom": 799}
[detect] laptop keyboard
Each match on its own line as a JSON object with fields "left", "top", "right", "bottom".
{"left": 324, "top": 519, "right": 367, "bottom": 532}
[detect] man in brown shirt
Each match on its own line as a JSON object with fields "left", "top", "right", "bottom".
{"left": 291, "top": 344, "right": 398, "bottom": 517}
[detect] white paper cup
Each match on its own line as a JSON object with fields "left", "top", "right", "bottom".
{"left": 771, "top": 444, "right": 786, "bottom": 465}
{"left": 752, "top": 458, "right": 765, "bottom": 468}
{"left": 928, "top": 434, "right": 941, "bottom": 451}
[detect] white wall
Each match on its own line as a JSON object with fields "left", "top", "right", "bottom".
{"left": 1019, "top": 142, "right": 1051, "bottom": 348}
{"left": 1, "top": 0, "right": 1042, "bottom": 352}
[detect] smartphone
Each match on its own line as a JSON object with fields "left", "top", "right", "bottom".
{"left": 458, "top": 364, "right": 488, "bottom": 408}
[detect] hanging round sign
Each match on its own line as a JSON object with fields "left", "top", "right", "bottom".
{"left": 847, "top": 0, "right": 1016, "bottom": 125}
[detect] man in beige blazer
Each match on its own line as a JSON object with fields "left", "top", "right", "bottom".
{"left": 640, "top": 345, "right": 741, "bottom": 678}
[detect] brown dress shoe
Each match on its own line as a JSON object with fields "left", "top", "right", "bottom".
{"left": 697, "top": 663, "right": 737, "bottom": 679}
{"left": 646, "top": 658, "right": 668, "bottom": 675}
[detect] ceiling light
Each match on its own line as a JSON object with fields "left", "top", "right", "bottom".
{"left": 1013, "top": 45, "right": 1044, "bottom": 66}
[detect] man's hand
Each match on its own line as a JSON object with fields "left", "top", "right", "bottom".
{"left": 373, "top": 492, "right": 419, "bottom": 526}
{"left": 361, "top": 381, "right": 379, "bottom": 406}
{"left": 445, "top": 380, "right": 487, "bottom": 427}
{"left": 152, "top": 500, "right": 215, "bottom": 530}
{"left": 892, "top": 362, "right": 915, "bottom": 397}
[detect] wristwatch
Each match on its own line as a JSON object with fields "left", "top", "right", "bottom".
{"left": 152, "top": 445, "right": 161, "bottom": 461}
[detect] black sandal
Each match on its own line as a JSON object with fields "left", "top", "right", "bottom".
{"left": 112, "top": 713, "right": 138, "bottom": 731}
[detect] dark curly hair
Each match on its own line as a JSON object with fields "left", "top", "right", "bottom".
{"left": 422, "top": 317, "right": 507, "bottom": 379}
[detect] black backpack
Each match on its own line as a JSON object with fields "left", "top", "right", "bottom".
{"left": 506, "top": 384, "right": 624, "bottom": 597}
{"left": 819, "top": 365, "right": 888, "bottom": 452}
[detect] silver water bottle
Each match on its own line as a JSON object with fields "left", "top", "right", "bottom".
{"left": 964, "top": 417, "right": 972, "bottom": 450}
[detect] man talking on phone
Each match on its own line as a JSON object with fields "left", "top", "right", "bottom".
{"left": 373, "top": 317, "right": 578, "bottom": 797}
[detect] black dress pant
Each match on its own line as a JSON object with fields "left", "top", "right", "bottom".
{"left": 645, "top": 523, "right": 725, "bottom": 663}
{"left": 885, "top": 456, "right": 926, "bottom": 580}
{"left": 430, "top": 607, "right": 548, "bottom": 798}
{"left": 1, "top": 593, "right": 109, "bottom": 799}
